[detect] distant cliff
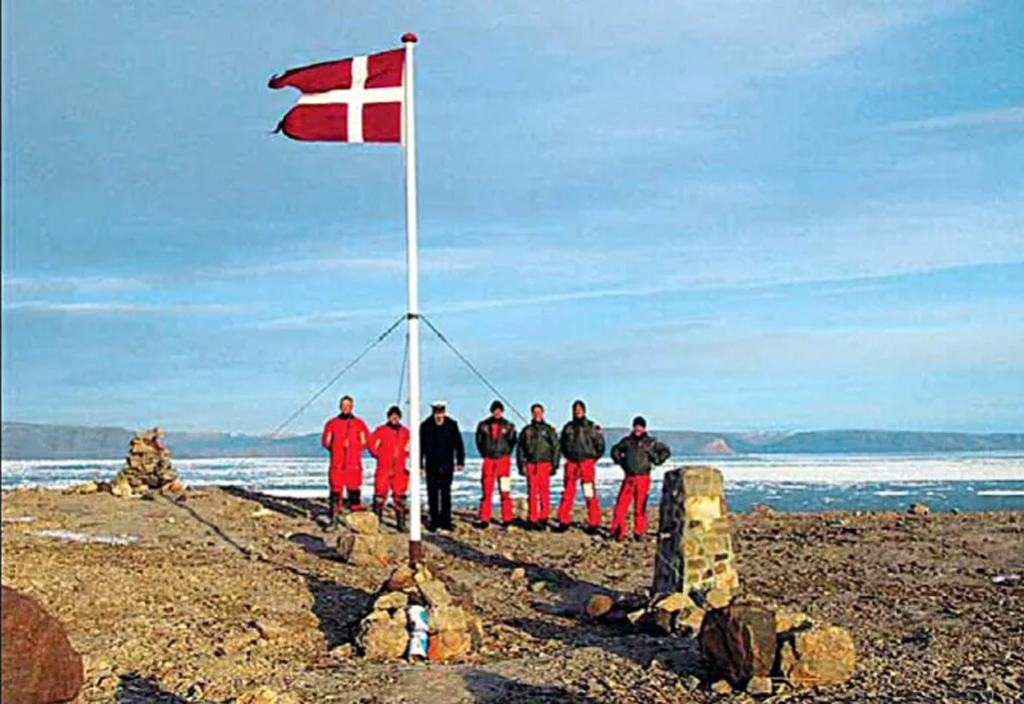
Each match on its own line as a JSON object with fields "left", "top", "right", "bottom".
{"left": 3, "top": 421, "right": 1023, "bottom": 460}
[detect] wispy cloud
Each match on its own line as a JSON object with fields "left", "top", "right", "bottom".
{"left": 3, "top": 301, "right": 242, "bottom": 316}
{"left": 886, "top": 106, "right": 1024, "bottom": 132}
{"left": 1, "top": 275, "right": 149, "bottom": 295}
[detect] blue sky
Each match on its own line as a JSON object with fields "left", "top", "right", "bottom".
{"left": 2, "top": 1, "right": 1023, "bottom": 434}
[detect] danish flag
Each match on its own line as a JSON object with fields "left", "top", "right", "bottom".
{"left": 269, "top": 48, "right": 404, "bottom": 143}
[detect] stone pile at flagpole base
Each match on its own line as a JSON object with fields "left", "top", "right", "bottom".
{"left": 356, "top": 563, "right": 484, "bottom": 662}
{"left": 111, "top": 427, "right": 183, "bottom": 497}
{"left": 583, "top": 465, "right": 857, "bottom": 695}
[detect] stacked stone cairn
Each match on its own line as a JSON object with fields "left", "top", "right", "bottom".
{"left": 110, "top": 427, "right": 182, "bottom": 497}
{"left": 585, "top": 466, "right": 857, "bottom": 695}
{"left": 355, "top": 563, "right": 484, "bottom": 662}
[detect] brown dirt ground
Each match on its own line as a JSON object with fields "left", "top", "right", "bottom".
{"left": 2, "top": 487, "right": 1022, "bottom": 703}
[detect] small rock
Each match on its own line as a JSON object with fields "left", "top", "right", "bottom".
{"left": 429, "top": 605, "right": 471, "bottom": 633}
{"left": 336, "top": 533, "right": 389, "bottom": 566}
{"left": 775, "top": 609, "right": 813, "bottom": 634}
{"left": 329, "top": 643, "right": 354, "bottom": 658}
{"left": 110, "top": 478, "right": 134, "bottom": 498}
{"left": 778, "top": 624, "right": 857, "bottom": 688}
{"left": 711, "top": 680, "right": 733, "bottom": 695}
{"left": 386, "top": 565, "right": 416, "bottom": 591}
{"left": 747, "top": 675, "right": 773, "bottom": 695}
{"left": 676, "top": 606, "right": 706, "bottom": 637}
{"left": 250, "top": 619, "right": 286, "bottom": 642}
{"left": 417, "top": 578, "right": 452, "bottom": 608}
{"left": 235, "top": 686, "right": 300, "bottom": 704}
{"left": 529, "top": 581, "right": 546, "bottom": 594}
{"left": 586, "top": 594, "right": 614, "bottom": 619}
{"left": 427, "top": 629, "right": 473, "bottom": 661}
{"left": 705, "top": 588, "right": 731, "bottom": 610}
{"left": 344, "top": 511, "right": 380, "bottom": 534}
{"left": 63, "top": 481, "right": 99, "bottom": 495}
{"left": 639, "top": 609, "right": 674, "bottom": 636}
{"left": 357, "top": 615, "right": 410, "bottom": 661}
{"left": 654, "top": 592, "right": 695, "bottom": 614}
{"left": 373, "top": 592, "right": 409, "bottom": 611}
{"left": 908, "top": 502, "right": 930, "bottom": 516}
{"left": 510, "top": 567, "right": 527, "bottom": 582}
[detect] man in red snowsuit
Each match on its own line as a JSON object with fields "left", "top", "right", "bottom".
{"left": 368, "top": 405, "right": 411, "bottom": 531}
{"left": 321, "top": 395, "right": 370, "bottom": 529}
{"left": 555, "top": 399, "right": 606, "bottom": 534}
{"left": 609, "top": 416, "right": 671, "bottom": 542}
{"left": 474, "top": 400, "right": 518, "bottom": 529}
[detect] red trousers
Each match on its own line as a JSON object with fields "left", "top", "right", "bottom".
{"left": 558, "top": 459, "right": 602, "bottom": 528}
{"left": 525, "top": 462, "right": 553, "bottom": 523}
{"left": 328, "top": 463, "right": 363, "bottom": 496}
{"left": 373, "top": 464, "right": 410, "bottom": 504}
{"left": 479, "top": 456, "right": 513, "bottom": 524}
{"left": 610, "top": 475, "right": 652, "bottom": 540}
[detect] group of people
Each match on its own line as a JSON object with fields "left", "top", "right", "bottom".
{"left": 321, "top": 396, "right": 671, "bottom": 542}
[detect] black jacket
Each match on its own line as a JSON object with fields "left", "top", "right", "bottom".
{"left": 420, "top": 416, "right": 466, "bottom": 470}
{"left": 475, "top": 417, "right": 517, "bottom": 459}
{"left": 516, "top": 420, "right": 561, "bottom": 474}
{"left": 560, "top": 417, "right": 606, "bottom": 462}
{"left": 610, "top": 432, "right": 671, "bottom": 476}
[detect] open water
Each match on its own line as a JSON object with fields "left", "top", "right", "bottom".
{"left": 3, "top": 453, "right": 1023, "bottom": 513}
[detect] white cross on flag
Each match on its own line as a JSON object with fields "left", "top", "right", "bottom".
{"left": 269, "top": 47, "right": 404, "bottom": 143}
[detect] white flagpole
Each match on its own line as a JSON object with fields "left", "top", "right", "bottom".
{"left": 401, "top": 32, "right": 424, "bottom": 565}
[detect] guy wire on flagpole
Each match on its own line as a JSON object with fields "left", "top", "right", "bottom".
{"left": 401, "top": 31, "right": 425, "bottom": 566}
{"left": 420, "top": 315, "right": 529, "bottom": 424}
{"left": 224, "top": 314, "right": 406, "bottom": 475}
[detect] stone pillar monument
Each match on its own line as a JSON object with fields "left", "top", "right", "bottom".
{"left": 652, "top": 466, "right": 739, "bottom": 598}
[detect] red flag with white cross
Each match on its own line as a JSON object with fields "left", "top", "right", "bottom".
{"left": 269, "top": 47, "right": 404, "bottom": 143}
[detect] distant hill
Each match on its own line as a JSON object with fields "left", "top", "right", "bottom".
{"left": 3, "top": 421, "right": 1023, "bottom": 460}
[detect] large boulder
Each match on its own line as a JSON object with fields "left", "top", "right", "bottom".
{"left": 777, "top": 624, "right": 856, "bottom": 687}
{"left": 1, "top": 586, "right": 84, "bottom": 704}
{"left": 699, "top": 604, "right": 777, "bottom": 689}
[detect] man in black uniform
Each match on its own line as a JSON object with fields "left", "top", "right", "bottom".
{"left": 420, "top": 401, "right": 465, "bottom": 532}
{"left": 609, "top": 416, "right": 671, "bottom": 541}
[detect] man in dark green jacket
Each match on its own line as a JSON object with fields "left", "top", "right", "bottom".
{"left": 609, "top": 416, "right": 671, "bottom": 542}
{"left": 556, "top": 399, "right": 606, "bottom": 533}
{"left": 516, "top": 403, "right": 561, "bottom": 530}
{"left": 475, "top": 400, "right": 517, "bottom": 528}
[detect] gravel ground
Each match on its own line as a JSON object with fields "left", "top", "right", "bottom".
{"left": 2, "top": 487, "right": 1022, "bottom": 703}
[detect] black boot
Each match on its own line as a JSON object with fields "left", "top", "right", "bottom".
{"left": 372, "top": 496, "right": 385, "bottom": 523}
{"left": 349, "top": 488, "right": 364, "bottom": 511}
{"left": 325, "top": 492, "right": 341, "bottom": 532}
{"left": 395, "top": 495, "right": 408, "bottom": 533}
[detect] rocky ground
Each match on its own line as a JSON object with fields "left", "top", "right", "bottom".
{"left": 2, "top": 487, "right": 1022, "bottom": 703}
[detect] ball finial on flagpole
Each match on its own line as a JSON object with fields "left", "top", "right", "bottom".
{"left": 402, "top": 32, "right": 418, "bottom": 43}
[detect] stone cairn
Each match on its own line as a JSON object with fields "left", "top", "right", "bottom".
{"left": 111, "top": 427, "right": 182, "bottom": 497}
{"left": 653, "top": 465, "right": 739, "bottom": 599}
{"left": 355, "top": 562, "right": 484, "bottom": 662}
{"left": 585, "top": 465, "right": 857, "bottom": 696}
